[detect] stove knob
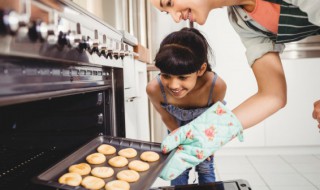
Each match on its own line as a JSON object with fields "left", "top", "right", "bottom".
{"left": 72, "top": 23, "right": 82, "bottom": 47}
{"left": 89, "top": 29, "right": 99, "bottom": 55}
{"left": 72, "top": 23, "right": 89, "bottom": 52}
{"left": 57, "top": 31, "right": 69, "bottom": 47}
{"left": 106, "top": 37, "right": 114, "bottom": 59}
{"left": 78, "top": 36, "right": 89, "bottom": 52}
{"left": 119, "top": 42, "right": 125, "bottom": 60}
{"left": 100, "top": 34, "right": 107, "bottom": 57}
{"left": 113, "top": 41, "right": 120, "bottom": 60}
{"left": 1, "top": 10, "right": 19, "bottom": 34}
{"left": 28, "top": 19, "right": 48, "bottom": 42}
{"left": 124, "top": 44, "right": 129, "bottom": 56}
{"left": 47, "top": 24, "right": 59, "bottom": 45}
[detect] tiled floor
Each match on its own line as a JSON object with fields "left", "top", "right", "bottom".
{"left": 151, "top": 148, "right": 320, "bottom": 189}
{"left": 215, "top": 154, "right": 320, "bottom": 190}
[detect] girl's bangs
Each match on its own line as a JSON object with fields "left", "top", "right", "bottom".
{"left": 155, "top": 47, "right": 201, "bottom": 75}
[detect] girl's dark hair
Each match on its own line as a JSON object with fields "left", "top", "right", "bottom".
{"left": 155, "top": 27, "right": 213, "bottom": 75}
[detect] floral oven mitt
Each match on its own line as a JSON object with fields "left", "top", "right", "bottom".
{"left": 160, "top": 101, "right": 244, "bottom": 180}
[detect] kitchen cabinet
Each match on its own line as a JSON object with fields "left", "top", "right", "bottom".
{"left": 124, "top": 60, "right": 150, "bottom": 141}
{"left": 123, "top": 55, "right": 137, "bottom": 98}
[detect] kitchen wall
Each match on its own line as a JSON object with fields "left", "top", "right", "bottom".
{"left": 149, "top": 7, "right": 320, "bottom": 147}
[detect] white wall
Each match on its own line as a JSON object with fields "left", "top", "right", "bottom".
{"left": 197, "top": 8, "right": 320, "bottom": 147}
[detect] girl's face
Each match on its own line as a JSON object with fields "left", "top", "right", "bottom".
{"left": 150, "top": 0, "right": 212, "bottom": 25}
{"left": 160, "top": 72, "right": 199, "bottom": 99}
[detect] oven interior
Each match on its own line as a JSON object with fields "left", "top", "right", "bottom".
{"left": 0, "top": 90, "right": 108, "bottom": 189}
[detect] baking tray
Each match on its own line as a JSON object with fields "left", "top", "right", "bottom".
{"left": 32, "top": 135, "right": 174, "bottom": 190}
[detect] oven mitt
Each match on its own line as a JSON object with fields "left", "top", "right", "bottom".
{"left": 160, "top": 101, "right": 243, "bottom": 180}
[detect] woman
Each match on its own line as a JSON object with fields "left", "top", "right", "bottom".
{"left": 150, "top": 0, "right": 320, "bottom": 130}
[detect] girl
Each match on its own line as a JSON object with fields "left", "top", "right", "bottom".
{"left": 146, "top": 27, "right": 226, "bottom": 185}
{"left": 149, "top": 0, "right": 320, "bottom": 130}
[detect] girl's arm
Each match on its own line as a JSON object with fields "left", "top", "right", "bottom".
{"left": 146, "top": 79, "right": 179, "bottom": 132}
{"left": 232, "top": 52, "right": 287, "bottom": 129}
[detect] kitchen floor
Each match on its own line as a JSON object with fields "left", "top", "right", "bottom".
{"left": 151, "top": 147, "right": 320, "bottom": 190}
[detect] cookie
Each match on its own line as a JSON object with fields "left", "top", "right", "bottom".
{"left": 128, "top": 160, "right": 150, "bottom": 172}
{"left": 108, "top": 156, "right": 128, "bottom": 168}
{"left": 91, "top": 166, "right": 114, "bottom": 178}
{"left": 105, "top": 180, "right": 130, "bottom": 190}
{"left": 97, "top": 144, "right": 116, "bottom": 155}
{"left": 68, "top": 163, "right": 91, "bottom": 175}
{"left": 118, "top": 148, "right": 137, "bottom": 158}
{"left": 140, "top": 151, "right": 160, "bottom": 162}
{"left": 86, "top": 152, "right": 106, "bottom": 164}
{"left": 116, "top": 169, "right": 140, "bottom": 183}
{"left": 58, "top": 172, "right": 82, "bottom": 186}
{"left": 81, "top": 176, "right": 105, "bottom": 190}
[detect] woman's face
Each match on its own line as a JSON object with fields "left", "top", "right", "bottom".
{"left": 150, "top": 0, "right": 212, "bottom": 25}
{"left": 160, "top": 72, "right": 198, "bottom": 99}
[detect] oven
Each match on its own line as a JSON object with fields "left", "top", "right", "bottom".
{"left": 0, "top": 0, "right": 126, "bottom": 189}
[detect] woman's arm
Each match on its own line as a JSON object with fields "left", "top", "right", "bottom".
{"left": 232, "top": 52, "right": 287, "bottom": 129}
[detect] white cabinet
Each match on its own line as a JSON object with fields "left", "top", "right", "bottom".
{"left": 124, "top": 60, "right": 150, "bottom": 141}
{"left": 123, "top": 55, "right": 137, "bottom": 98}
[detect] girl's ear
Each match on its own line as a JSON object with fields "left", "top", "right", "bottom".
{"left": 197, "top": 63, "right": 207, "bottom": 76}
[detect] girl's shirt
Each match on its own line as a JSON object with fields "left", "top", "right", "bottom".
{"left": 157, "top": 72, "right": 221, "bottom": 126}
{"left": 228, "top": 0, "right": 320, "bottom": 66}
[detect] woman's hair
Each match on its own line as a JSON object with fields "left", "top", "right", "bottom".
{"left": 155, "top": 27, "right": 213, "bottom": 75}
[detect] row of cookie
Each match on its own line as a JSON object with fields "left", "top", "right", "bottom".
{"left": 59, "top": 159, "right": 154, "bottom": 189}
{"left": 97, "top": 144, "right": 160, "bottom": 161}
{"left": 67, "top": 159, "right": 150, "bottom": 177}
{"left": 86, "top": 148, "right": 160, "bottom": 166}
{"left": 59, "top": 173, "right": 131, "bottom": 190}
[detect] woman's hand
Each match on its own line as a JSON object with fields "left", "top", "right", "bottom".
{"left": 160, "top": 102, "right": 243, "bottom": 180}
{"left": 312, "top": 100, "right": 320, "bottom": 129}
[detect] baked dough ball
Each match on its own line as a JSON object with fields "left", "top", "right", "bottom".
{"left": 105, "top": 180, "right": 130, "bottom": 190}
{"left": 128, "top": 160, "right": 150, "bottom": 172}
{"left": 86, "top": 152, "right": 106, "bottom": 164}
{"left": 140, "top": 151, "right": 160, "bottom": 162}
{"left": 108, "top": 156, "right": 128, "bottom": 168}
{"left": 91, "top": 166, "right": 114, "bottom": 178}
{"left": 81, "top": 176, "right": 105, "bottom": 190}
{"left": 116, "top": 170, "right": 140, "bottom": 183}
{"left": 58, "top": 172, "right": 82, "bottom": 186}
{"left": 97, "top": 144, "right": 116, "bottom": 155}
{"left": 118, "top": 148, "right": 137, "bottom": 158}
{"left": 68, "top": 163, "right": 91, "bottom": 175}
